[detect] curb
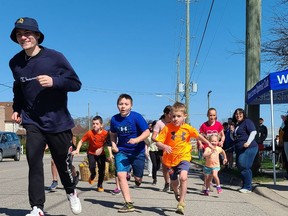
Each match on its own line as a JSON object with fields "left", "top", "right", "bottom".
{"left": 253, "top": 183, "right": 288, "bottom": 208}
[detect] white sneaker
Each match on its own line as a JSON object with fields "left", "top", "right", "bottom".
{"left": 67, "top": 190, "right": 82, "bottom": 215}
{"left": 26, "top": 206, "right": 45, "bottom": 216}
{"left": 239, "top": 188, "right": 251, "bottom": 193}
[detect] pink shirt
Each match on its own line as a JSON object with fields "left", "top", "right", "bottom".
{"left": 199, "top": 121, "right": 223, "bottom": 149}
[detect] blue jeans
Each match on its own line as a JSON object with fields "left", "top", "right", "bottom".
{"left": 236, "top": 146, "right": 258, "bottom": 191}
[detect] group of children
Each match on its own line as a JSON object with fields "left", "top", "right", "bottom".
{"left": 46, "top": 94, "right": 227, "bottom": 215}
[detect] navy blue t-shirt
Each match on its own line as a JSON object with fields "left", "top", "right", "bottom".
{"left": 233, "top": 119, "right": 257, "bottom": 152}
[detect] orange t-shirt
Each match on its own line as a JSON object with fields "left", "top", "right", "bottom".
{"left": 156, "top": 123, "right": 199, "bottom": 167}
{"left": 81, "top": 129, "right": 108, "bottom": 155}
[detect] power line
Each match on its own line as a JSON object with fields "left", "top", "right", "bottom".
{"left": 190, "top": 0, "right": 215, "bottom": 83}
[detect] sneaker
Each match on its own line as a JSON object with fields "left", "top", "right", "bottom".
{"left": 97, "top": 186, "right": 104, "bottom": 192}
{"left": 174, "top": 192, "right": 180, "bottom": 201}
{"left": 216, "top": 186, "right": 223, "bottom": 194}
{"left": 135, "top": 180, "right": 141, "bottom": 187}
{"left": 126, "top": 173, "right": 131, "bottom": 181}
{"left": 203, "top": 189, "right": 209, "bottom": 196}
{"left": 26, "top": 206, "right": 45, "bottom": 216}
{"left": 88, "top": 176, "right": 95, "bottom": 185}
{"left": 239, "top": 188, "right": 251, "bottom": 193}
{"left": 111, "top": 188, "right": 121, "bottom": 195}
{"left": 118, "top": 202, "right": 135, "bottom": 213}
{"left": 163, "top": 183, "right": 169, "bottom": 192}
{"left": 48, "top": 180, "right": 58, "bottom": 191}
{"left": 152, "top": 179, "right": 157, "bottom": 185}
{"left": 67, "top": 190, "right": 82, "bottom": 215}
{"left": 148, "top": 173, "right": 152, "bottom": 177}
{"left": 175, "top": 202, "right": 185, "bottom": 215}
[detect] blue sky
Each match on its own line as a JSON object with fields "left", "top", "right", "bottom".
{"left": 0, "top": 0, "right": 286, "bottom": 136}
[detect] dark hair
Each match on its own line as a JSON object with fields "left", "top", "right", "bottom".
{"left": 163, "top": 105, "right": 172, "bottom": 114}
{"left": 159, "top": 105, "right": 172, "bottom": 120}
{"left": 232, "top": 108, "right": 247, "bottom": 123}
{"left": 92, "top": 115, "right": 103, "bottom": 124}
{"left": 207, "top": 107, "right": 217, "bottom": 116}
{"left": 117, "top": 93, "right": 133, "bottom": 105}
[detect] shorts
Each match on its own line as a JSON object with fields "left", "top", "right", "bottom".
{"left": 203, "top": 166, "right": 220, "bottom": 175}
{"left": 115, "top": 151, "right": 145, "bottom": 178}
{"left": 169, "top": 161, "right": 190, "bottom": 181}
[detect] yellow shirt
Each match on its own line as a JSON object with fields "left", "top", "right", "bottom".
{"left": 156, "top": 123, "right": 199, "bottom": 167}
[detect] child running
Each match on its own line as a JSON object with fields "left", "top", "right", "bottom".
{"left": 110, "top": 93, "right": 150, "bottom": 213}
{"left": 203, "top": 134, "right": 227, "bottom": 196}
{"left": 72, "top": 116, "right": 109, "bottom": 192}
{"left": 156, "top": 102, "right": 214, "bottom": 215}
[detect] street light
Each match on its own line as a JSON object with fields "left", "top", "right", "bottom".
{"left": 207, "top": 90, "right": 212, "bottom": 109}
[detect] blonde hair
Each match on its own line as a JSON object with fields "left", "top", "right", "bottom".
{"left": 208, "top": 133, "right": 220, "bottom": 142}
{"left": 172, "top": 102, "right": 187, "bottom": 114}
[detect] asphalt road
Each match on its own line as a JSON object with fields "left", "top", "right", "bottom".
{"left": 0, "top": 154, "right": 287, "bottom": 216}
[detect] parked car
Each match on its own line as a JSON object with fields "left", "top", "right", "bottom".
{"left": 0, "top": 131, "right": 21, "bottom": 161}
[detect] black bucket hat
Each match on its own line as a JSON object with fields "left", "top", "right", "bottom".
{"left": 10, "top": 17, "right": 44, "bottom": 44}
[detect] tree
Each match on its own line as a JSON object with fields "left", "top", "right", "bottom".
{"left": 262, "top": 0, "right": 288, "bottom": 69}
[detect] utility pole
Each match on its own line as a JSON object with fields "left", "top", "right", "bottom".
{"left": 185, "top": 0, "right": 190, "bottom": 124}
{"left": 245, "top": 0, "right": 261, "bottom": 124}
{"left": 176, "top": 54, "right": 180, "bottom": 102}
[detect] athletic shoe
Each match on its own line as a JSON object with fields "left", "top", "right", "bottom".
{"left": 126, "top": 173, "right": 131, "bottom": 181}
{"left": 48, "top": 180, "right": 58, "bottom": 191}
{"left": 97, "top": 185, "right": 104, "bottom": 192}
{"left": 67, "top": 190, "right": 82, "bottom": 215}
{"left": 203, "top": 189, "right": 209, "bottom": 196}
{"left": 118, "top": 202, "right": 135, "bottom": 213}
{"left": 135, "top": 180, "right": 141, "bottom": 187}
{"left": 174, "top": 193, "right": 180, "bottom": 201}
{"left": 163, "top": 183, "right": 170, "bottom": 192}
{"left": 26, "top": 206, "right": 44, "bottom": 216}
{"left": 88, "top": 176, "right": 95, "bottom": 185}
{"left": 216, "top": 186, "right": 223, "bottom": 194}
{"left": 111, "top": 188, "right": 121, "bottom": 195}
{"left": 148, "top": 173, "right": 152, "bottom": 177}
{"left": 175, "top": 202, "right": 186, "bottom": 215}
{"left": 152, "top": 179, "right": 157, "bottom": 185}
{"left": 239, "top": 188, "right": 251, "bottom": 193}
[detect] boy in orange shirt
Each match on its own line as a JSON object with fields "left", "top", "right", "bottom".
{"left": 72, "top": 116, "right": 110, "bottom": 192}
{"left": 203, "top": 134, "right": 227, "bottom": 196}
{"left": 156, "top": 102, "right": 214, "bottom": 215}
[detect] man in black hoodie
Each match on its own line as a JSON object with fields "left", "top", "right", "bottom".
{"left": 9, "top": 17, "right": 82, "bottom": 216}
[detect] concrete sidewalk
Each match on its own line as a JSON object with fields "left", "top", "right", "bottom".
{"left": 213, "top": 164, "right": 288, "bottom": 208}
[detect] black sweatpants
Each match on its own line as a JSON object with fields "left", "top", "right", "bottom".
{"left": 87, "top": 154, "right": 106, "bottom": 187}
{"left": 25, "top": 124, "right": 76, "bottom": 209}
{"left": 149, "top": 151, "right": 160, "bottom": 180}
